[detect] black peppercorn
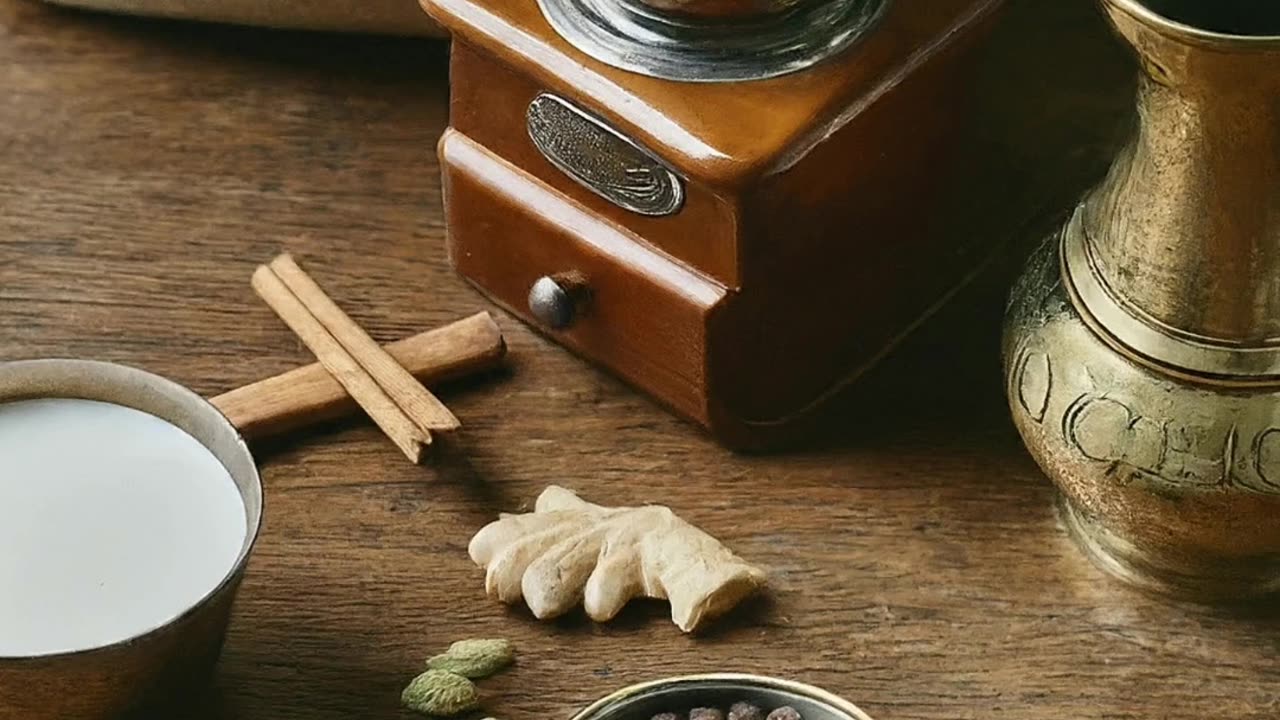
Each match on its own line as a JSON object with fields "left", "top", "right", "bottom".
{"left": 766, "top": 706, "right": 802, "bottom": 720}
{"left": 653, "top": 701, "right": 802, "bottom": 720}
{"left": 690, "top": 708, "right": 726, "bottom": 720}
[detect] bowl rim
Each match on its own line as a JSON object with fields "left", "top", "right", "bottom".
{"left": 569, "top": 673, "right": 876, "bottom": 720}
{"left": 0, "top": 358, "right": 264, "bottom": 662}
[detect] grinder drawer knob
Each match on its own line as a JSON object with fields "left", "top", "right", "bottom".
{"left": 528, "top": 273, "right": 590, "bottom": 330}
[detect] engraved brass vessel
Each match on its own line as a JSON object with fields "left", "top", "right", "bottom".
{"left": 1004, "top": 0, "right": 1280, "bottom": 599}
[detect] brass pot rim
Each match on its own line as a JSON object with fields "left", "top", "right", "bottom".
{"left": 1104, "top": 0, "right": 1280, "bottom": 49}
{"left": 0, "top": 358, "right": 264, "bottom": 664}
{"left": 570, "top": 673, "right": 876, "bottom": 720}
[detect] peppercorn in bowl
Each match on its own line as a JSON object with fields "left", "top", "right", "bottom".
{"left": 570, "top": 674, "right": 876, "bottom": 720}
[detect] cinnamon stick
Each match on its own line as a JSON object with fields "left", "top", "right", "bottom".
{"left": 269, "top": 254, "right": 461, "bottom": 433}
{"left": 211, "top": 312, "right": 504, "bottom": 442}
{"left": 250, "top": 264, "right": 429, "bottom": 463}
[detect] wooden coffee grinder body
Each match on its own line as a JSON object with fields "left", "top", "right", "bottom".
{"left": 423, "top": 0, "right": 1004, "bottom": 449}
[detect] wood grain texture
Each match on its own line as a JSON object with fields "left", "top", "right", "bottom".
{"left": 39, "top": 0, "right": 447, "bottom": 36}
{"left": 2, "top": 1, "right": 1278, "bottom": 719}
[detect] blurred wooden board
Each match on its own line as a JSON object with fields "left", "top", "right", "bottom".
{"left": 37, "top": 0, "right": 445, "bottom": 35}
{"left": 2, "top": 1, "right": 1277, "bottom": 719}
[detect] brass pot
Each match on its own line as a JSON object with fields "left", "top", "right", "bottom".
{"left": 1003, "top": 0, "right": 1280, "bottom": 600}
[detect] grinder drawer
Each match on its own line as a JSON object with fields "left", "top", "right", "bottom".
{"left": 439, "top": 129, "right": 727, "bottom": 424}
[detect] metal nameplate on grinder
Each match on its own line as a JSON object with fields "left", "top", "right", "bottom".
{"left": 526, "top": 94, "right": 684, "bottom": 217}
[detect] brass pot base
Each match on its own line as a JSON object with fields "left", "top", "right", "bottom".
{"left": 1058, "top": 496, "right": 1280, "bottom": 602}
{"left": 1006, "top": 233, "right": 1280, "bottom": 603}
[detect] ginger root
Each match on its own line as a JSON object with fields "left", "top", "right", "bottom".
{"left": 468, "top": 486, "right": 767, "bottom": 632}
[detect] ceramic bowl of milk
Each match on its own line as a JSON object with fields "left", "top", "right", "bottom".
{"left": 0, "top": 359, "right": 263, "bottom": 720}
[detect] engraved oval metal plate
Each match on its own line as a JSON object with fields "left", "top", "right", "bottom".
{"left": 527, "top": 94, "right": 684, "bottom": 217}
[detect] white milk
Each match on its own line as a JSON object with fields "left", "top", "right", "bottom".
{"left": 0, "top": 398, "right": 248, "bottom": 657}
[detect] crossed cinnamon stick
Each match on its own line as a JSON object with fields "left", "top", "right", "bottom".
{"left": 214, "top": 253, "right": 504, "bottom": 462}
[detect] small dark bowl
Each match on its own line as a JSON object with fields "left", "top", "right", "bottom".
{"left": 571, "top": 674, "right": 877, "bottom": 720}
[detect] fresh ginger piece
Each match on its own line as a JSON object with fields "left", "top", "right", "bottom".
{"left": 469, "top": 486, "right": 767, "bottom": 632}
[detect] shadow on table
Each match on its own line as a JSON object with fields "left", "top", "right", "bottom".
{"left": 536, "top": 592, "right": 778, "bottom": 640}
{"left": 787, "top": 0, "right": 1136, "bottom": 456}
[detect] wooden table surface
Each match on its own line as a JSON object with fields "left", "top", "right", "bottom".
{"left": 3, "top": 1, "right": 1278, "bottom": 718}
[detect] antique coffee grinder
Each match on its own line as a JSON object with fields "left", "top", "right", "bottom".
{"left": 1005, "top": 0, "right": 1280, "bottom": 599}
{"left": 422, "top": 0, "right": 1003, "bottom": 448}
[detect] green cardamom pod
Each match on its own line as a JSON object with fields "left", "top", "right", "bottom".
{"left": 401, "top": 669, "right": 480, "bottom": 716}
{"left": 426, "top": 638, "right": 515, "bottom": 679}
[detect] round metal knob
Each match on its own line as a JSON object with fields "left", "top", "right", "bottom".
{"left": 528, "top": 274, "right": 588, "bottom": 330}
